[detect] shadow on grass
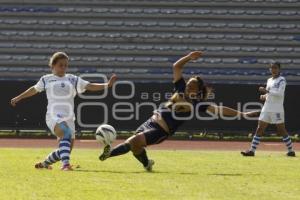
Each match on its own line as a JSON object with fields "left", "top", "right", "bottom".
{"left": 75, "top": 169, "right": 198, "bottom": 175}
{"left": 209, "top": 173, "right": 243, "bottom": 176}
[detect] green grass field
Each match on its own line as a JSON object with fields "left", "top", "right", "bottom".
{"left": 0, "top": 148, "right": 299, "bottom": 200}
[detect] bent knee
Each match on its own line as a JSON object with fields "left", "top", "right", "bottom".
{"left": 128, "top": 134, "right": 146, "bottom": 152}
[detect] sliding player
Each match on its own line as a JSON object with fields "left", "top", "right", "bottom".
{"left": 99, "top": 51, "right": 254, "bottom": 171}
{"left": 11, "top": 52, "right": 117, "bottom": 170}
{"left": 241, "top": 62, "right": 296, "bottom": 157}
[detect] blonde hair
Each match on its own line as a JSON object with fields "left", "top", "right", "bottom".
{"left": 48, "top": 52, "right": 69, "bottom": 67}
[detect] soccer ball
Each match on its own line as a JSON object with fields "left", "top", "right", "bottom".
{"left": 95, "top": 124, "right": 117, "bottom": 145}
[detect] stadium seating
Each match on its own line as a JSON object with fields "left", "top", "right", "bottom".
{"left": 0, "top": 0, "right": 300, "bottom": 83}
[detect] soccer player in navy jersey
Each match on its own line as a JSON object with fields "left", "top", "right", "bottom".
{"left": 99, "top": 51, "right": 254, "bottom": 171}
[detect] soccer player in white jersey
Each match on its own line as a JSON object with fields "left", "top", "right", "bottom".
{"left": 241, "top": 62, "right": 296, "bottom": 157}
{"left": 10, "top": 52, "right": 117, "bottom": 170}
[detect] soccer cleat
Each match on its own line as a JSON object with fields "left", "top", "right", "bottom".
{"left": 99, "top": 144, "right": 111, "bottom": 161}
{"left": 61, "top": 164, "right": 73, "bottom": 171}
{"left": 287, "top": 151, "right": 296, "bottom": 157}
{"left": 34, "top": 162, "right": 52, "bottom": 170}
{"left": 241, "top": 150, "right": 255, "bottom": 157}
{"left": 144, "top": 159, "right": 155, "bottom": 172}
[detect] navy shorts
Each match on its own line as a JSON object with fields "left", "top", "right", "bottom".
{"left": 136, "top": 118, "right": 169, "bottom": 146}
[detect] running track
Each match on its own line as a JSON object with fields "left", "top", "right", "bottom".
{"left": 0, "top": 139, "right": 299, "bottom": 151}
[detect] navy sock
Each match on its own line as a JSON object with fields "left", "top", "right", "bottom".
{"left": 282, "top": 135, "right": 294, "bottom": 152}
{"left": 110, "top": 143, "right": 131, "bottom": 157}
{"left": 43, "top": 149, "right": 60, "bottom": 166}
{"left": 59, "top": 139, "right": 71, "bottom": 166}
{"left": 133, "top": 149, "right": 149, "bottom": 167}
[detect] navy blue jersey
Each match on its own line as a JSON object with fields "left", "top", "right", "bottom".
{"left": 154, "top": 77, "right": 210, "bottom": 134}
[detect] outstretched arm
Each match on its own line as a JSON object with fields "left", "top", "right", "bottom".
{"left": 206, "top": 105, "right": 242, "bottom": 117}
{"left": 207, "top": 105, "right": 261, "bottom": 118}
{"left": 85, "top": 74, "right": 117, "bottom": 92}
{"left": 173, "top": 51, "right": 203, "bottom": 82}
{"left": 10, "top": 86, "right": 38, "bottom": 107}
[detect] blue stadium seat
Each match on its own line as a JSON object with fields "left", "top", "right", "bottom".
{"left": 12, "top": 55, "right": 28, "bottom": 61}
{"left": 136, "top": 45, "right": 154, "bottom": 50}
{"left": 259, "top": 47, "right": 276, "bottom": 52}
{"left": 134, "top": 57, "right": 151, "bottom": 62}
{"left": 82, "top": 57, "right": 98, "bottom": 62}
{"left": 32, "top": 43, "right": 49, "bottom": 49}
{"left": 276, "top": 47, "right": 293, "bottom": 52}
{"left": 92, "top": 8, "right": 109, "bottom": 13}
{"left": 35, "top": 31, "right": 52, "bottom": 37}
{"left": 241, "top": 47, "right": 258, "bottom": 52}
{"left": 0, "top": 43, "right": 14, "bottom": 48}
{"left": 58, "top": 7, "right": 74, "bottom": 13}
{"left": 102, "top": 44, "right": 119, "bottom": 50}
{"left": 84, "top": 44, "right": 101, "bottom": 49}
{"left": 75, "top": 7, "right": 92, "bottom": 13}
{"left": 195, "top": 9, "right": 211, "bottom": 14}
{"left": 160, "top": 8, "right": 177, "bottom": 14}
{"left": 131, "top": 69, "right": 149, "bottom": 74}
{"left": 157, "top": 21, "right": 176, "bottom": 27}
{"left": 173, "top": 33, "right": 190, "bottom": 39}
{"left": 190, "top": 34, "right": 208, "bottom": 39}
{"left": 151, "top": 57, "right": 169, "bottom": 62}
{"left": 224, "top": 47, "right": 241, "bottom": 52}
{"left": 143, "top": 8, "right": 160, "bottom": 14}
{"left": 89, "top": 21, "right": 106, "bottom": 26}
{"left": 124, "top": 21, "right": 140, "bottom": 26}
{"left": 126, "top": 8, "right": 143, "bottom": 14}
{"left": 116, "top": 57, "right": 134, "bottom": 62}
{"left": 119, "top": 45, "right": 135, "bottom": 50}
{"left": 240, "top": 57, "right": 257, "bottom": 64}
{"left": 69, "top": 32, "right": 86, "bottom": 37}
{"left": 29, "top": 55, "right": 47, "bottom": 60}
{"left": 112, "top": 68, "right": 131, "bottom": 73}
{"left": 276, "top": 35, "right": 293, "bottom": 41}
{"left": 177, "top": 9, "right": 194, "bottom": 14}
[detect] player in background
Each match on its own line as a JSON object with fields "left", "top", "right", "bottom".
{"left": 99, "top": 51, "right": 256, "bottom": 171}
{"left": 241, "top": 62, "right": 296, "bottom": 157}
{"left": 10, "top": 52, "right": 117, "bottom": 170}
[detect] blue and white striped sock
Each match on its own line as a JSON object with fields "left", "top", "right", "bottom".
{"left": 59, "top": 139, "right": 71, "bottom": 166}
{"left": 282, "top": 135, "right": 294, "bottom": 153}
{"left": 250, "top": 135, "right": 261, "bottom": 152}
{"left": 43, "top": 149, "right": 60, "bottom": 167}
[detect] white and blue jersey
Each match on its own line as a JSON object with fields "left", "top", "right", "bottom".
{"left": 34, "top": 73, "right": 89, "bottom": 136}
{"left": 262, "top": 76, "right": 286, "bottom": 113}
{"left": 259, "top": 76, "right": 286, "bottom": 124}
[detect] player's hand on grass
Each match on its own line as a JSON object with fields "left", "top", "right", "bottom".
{"left": 258, "top": 86, "right": 267, "bottom": 94}
{"left": 260, "top": 94, "right": 267, "bottom": 101}
{"left": 10, "top": 96, "right": 21, "bottom": 107}
{"left": 107, "top": 74, "right": 117, "bottom": 88}
{"left": 187, "top": 51, "right": 203, "bottom": 60}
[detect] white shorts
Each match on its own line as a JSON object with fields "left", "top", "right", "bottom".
{"left": 258, "top": 112, "right": 285, "bottom": 124}
{"left": 46, "top": 115, "right": 76, "bottom": 139}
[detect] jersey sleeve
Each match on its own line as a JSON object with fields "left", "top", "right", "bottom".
{"left": 268, "top": 78, "right": 286, "bottom": 97}
{"left": 173, "top": 77, "right": 186, "bottom": 93}
{"left": 76, "top": 76, "right": 90, "bottom": 94}
{"left": 33, "top": 76, "right": 45, "bottom": 92}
